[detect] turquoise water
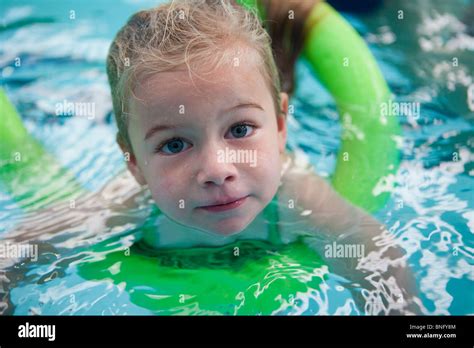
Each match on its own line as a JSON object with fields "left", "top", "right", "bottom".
{"left": 0, "top": 0, "right": 473, "bottom": 315}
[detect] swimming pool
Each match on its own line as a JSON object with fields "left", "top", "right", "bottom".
{"left": 0, "top": 0, "right": 473, "bottom": 315}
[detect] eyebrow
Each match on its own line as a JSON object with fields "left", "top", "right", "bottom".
{"left": 222, "top": 102, "right": 264, "bottom": 114}
{"left": 144, "top": 102, "right": 264, "bottom": 141}
{"left": 144, "top": 124, "right": 177, "bottom": 140}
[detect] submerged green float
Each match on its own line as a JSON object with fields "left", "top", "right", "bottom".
{"left": 0, "top": 89, "right": 84, "bottom": 210}
{"left": 78, "top": 227, "right": 327, "bottom": 315}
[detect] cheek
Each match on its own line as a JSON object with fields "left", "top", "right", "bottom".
{"left": 143, "top": 164, "right": 180, "bottom": 204}
{"left": 145, "top": 160, "right": 196, "bottom": 212}
{"left": 251, "top": 142, "right": 282, "bottom": 188}
{"left": 255, "top": 133, "right": 281, "bottom": 168}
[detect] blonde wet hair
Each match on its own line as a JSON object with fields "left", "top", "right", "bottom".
{"left": 107, "top": 0, "right": 317, "bottom": 152}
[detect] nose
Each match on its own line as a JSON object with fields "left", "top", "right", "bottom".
{"left": 195, "top": 145, "right": 238, "bottom": 187}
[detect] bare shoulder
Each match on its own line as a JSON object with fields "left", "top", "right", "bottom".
{"left": 278, "top": 151, "right": 334, "bottom": 214}
{"left": 277, "top": 151, "right": 368, "bottom": 235}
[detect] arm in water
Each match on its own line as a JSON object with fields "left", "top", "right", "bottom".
{"left": 279, "top": 152, "right": 422, "bottom": 315}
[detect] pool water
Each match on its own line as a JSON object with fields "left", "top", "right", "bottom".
{"left": 0, "top": 0, "right": 473, "bottom": 315}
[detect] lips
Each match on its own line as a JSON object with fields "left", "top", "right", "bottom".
{"left": 203, "top": 196, "right": 246, "bottom": 206}
{"left": 198, "top": 195, "right": 249, "bottom": 213}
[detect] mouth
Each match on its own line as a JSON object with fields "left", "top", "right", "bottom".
{"left": 197, "top": 195, "right": 249, "bottom": 213}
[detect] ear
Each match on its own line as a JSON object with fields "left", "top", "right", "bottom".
{"left": 117, "top": 134, "right": 147, "bottom": 186}
{"left": 277, "top": 92, "right": 288, "bottom": 154}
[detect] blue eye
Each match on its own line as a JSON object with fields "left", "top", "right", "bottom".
{"left": 157, "top": 138, "right": 190, "bottom": 155}
{"left": 228, "top": 123, "right": 255, "bottom": 139}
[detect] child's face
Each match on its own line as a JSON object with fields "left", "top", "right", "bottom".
{"left": 123, "top": 50, "right": 288, "bottom": 236}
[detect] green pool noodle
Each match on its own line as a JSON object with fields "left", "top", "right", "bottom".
{"left": 0, "top": 88, "right": 85, "bottom": 210}
{"left": 303, "top": 2, "right": 401, "bottom": 212}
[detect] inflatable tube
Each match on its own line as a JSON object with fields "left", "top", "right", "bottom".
{"left": 239, "top": 0, "right": 401, "bottom": 213}
{"left": 0, "top": 89, "right": 84, "bottom": 210}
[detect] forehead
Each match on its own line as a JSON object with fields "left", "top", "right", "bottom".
{"left": 129, "top": 47, "right": 271, "bottom": 115}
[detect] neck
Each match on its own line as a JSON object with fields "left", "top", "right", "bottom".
{"left": 142, "top": 210, "right": 270, "bottom": 250}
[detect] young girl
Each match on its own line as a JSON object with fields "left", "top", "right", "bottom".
{"left": 102, "top": 0, "right": 420, "bottom": 314}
